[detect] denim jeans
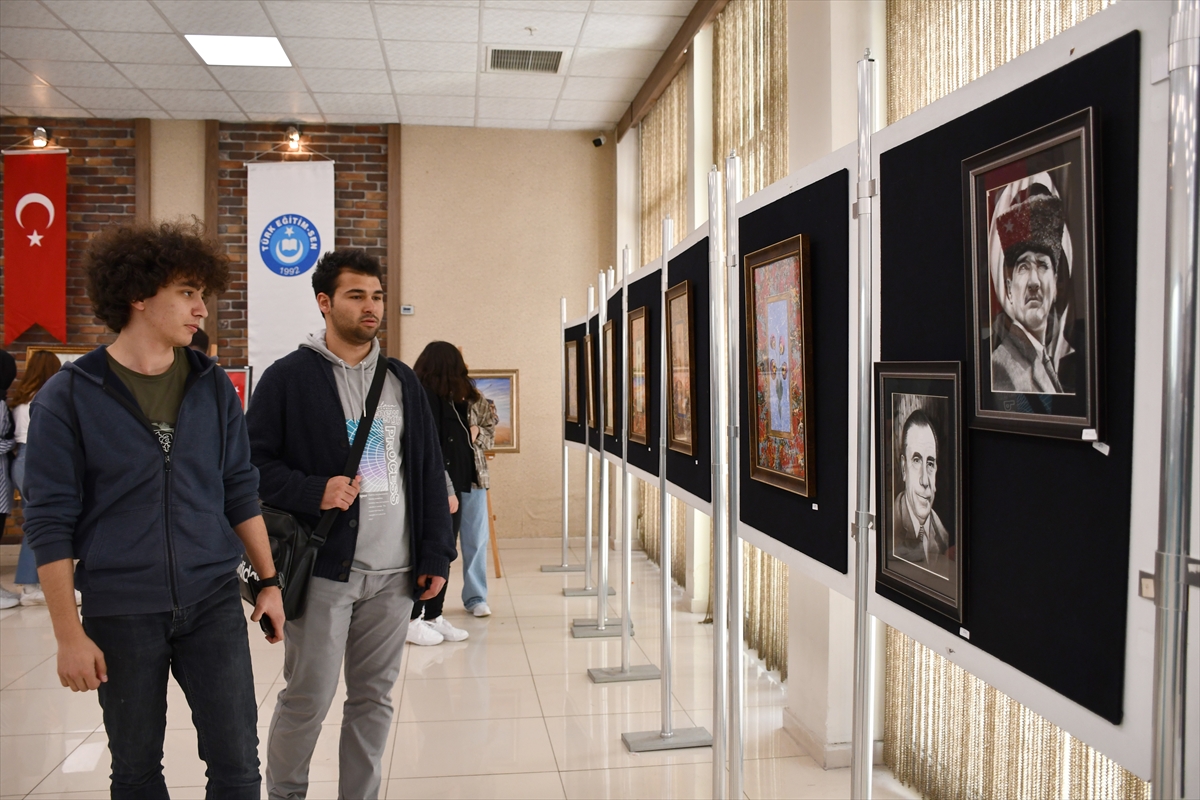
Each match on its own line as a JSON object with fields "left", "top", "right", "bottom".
{"left": 459, "top": 487, "right": 490, "bottom": 609}
{"left": 11, "top": 447, "right": 37, "bottom": 585}
{"left": 83, "top": 577, "right": 261, "bottom": 800}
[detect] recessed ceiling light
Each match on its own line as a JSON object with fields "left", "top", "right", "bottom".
{"left": 185, "top": 35, "right": 291, "bottom": 67}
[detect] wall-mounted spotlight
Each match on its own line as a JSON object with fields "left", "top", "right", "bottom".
{"left": 32, "top": 126, "right": 49, "bottom": 148}
{"left": 286, "top": 126, "right": 300, "bottom": 150}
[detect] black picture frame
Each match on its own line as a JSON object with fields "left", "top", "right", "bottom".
{"left": 963, "top": 107, "right": 1101, "bottom": 440}
{"left": 875, "top": 361, "right": 964, "bottom": 622}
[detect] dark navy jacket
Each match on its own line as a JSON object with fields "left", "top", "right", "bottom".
{"left": 23, "top": 347, "right": 261, "bottom": 617}
{"left": 246, "top": 347, "right": 455, "bottom": 584}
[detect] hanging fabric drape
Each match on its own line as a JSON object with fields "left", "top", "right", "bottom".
{"left": 639, "top": 64, "right": 690, "bottom": 269}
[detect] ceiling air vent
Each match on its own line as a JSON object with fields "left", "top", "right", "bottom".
{"left": 488, "top": 48, "right": 563, "bottom": 74}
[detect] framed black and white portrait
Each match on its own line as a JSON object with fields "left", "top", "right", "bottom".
{"left": 964, "top": 108, "right": 1100, "bottom": 440}
{"left": 875, "top": 362, "right": 964, "bottom": 622}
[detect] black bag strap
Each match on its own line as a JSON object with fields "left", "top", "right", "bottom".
{"left": 310, "top": 354, "right": 389, "bottom": 548}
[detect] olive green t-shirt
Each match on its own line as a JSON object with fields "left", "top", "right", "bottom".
{"left": 107, "top": 347, "right": 189, "bottom": 458}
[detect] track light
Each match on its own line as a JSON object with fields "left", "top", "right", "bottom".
{"left": 286, "top": 126, "right": 300, "bottom": 150}
{"left": 31, "top": 126, "right": 48, "bottom": 148}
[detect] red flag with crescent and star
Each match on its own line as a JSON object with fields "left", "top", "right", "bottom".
{"left": 4, "top": 150, "right": 68, "bottom": 344}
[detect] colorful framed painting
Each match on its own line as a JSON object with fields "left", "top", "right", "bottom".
{"left": 584, "top": 333, "right": 596, "bottom": 430}
{"left": 666, "top": 280, "right": 697, "bottom": 455}
{"left": 875, "top": 361, "right": 964, "bottom": 622}
{"left": 223, "top": 366, "right": 253, "bottom": 412}
{"left": 627, "top": 306, "right": 648, "bottom": 445}
{"left": 744, "top": 233, "right": 815, "bottom": 497}
{"left": 471, "top": 369, "right": 519, "bottom": 454}
{"left": 963, "top": 107, "right": 1100, "bottom": 440}
{"left": 565, "top": 340, "right": 579, "bottom": 423}
{"left": 603, "top": 319, "right": 615, "bottom": 436}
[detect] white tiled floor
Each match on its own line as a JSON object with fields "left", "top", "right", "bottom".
{"left": 0, "top": 538, "right": 918, "bottom": 799}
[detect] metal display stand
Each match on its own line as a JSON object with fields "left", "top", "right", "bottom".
{"left": 591, "top": 246, "right": 656, "bottom": 682}
{"left": 544, "top": 296, "right": 584, "bottom": 574}
{"left": 622, "top": 217, "right": 712, "bottom": 753}
{"left": 562, "top": 288, "right": 598, "bottom": 592}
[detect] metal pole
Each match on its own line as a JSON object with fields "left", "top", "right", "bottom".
{"left": 851, "top": 51, "right": 879, "bottom": 800}
{"left": 709, "top": 166, "right": 730, "bottom": 800}
{"left": 598, "top": 271, "right": 611, "bottom": 631}
{"left": 724, "top": 152, "right": 744, "bottom": 800}
{"left": 585, "top": 286, "right": 596, "bottom": 593}
{"left": 545, "top": 297, "right": 584, "bottom": 573}
{"left": 1153, "top": 3, "right": 1199, "bottom": 797}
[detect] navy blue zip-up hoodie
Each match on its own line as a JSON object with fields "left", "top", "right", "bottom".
{"left": 22, "top": 346, "right": 262, "bottom": 618}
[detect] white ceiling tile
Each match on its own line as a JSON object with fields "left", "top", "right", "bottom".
{"left": 480, "top": 9, "right": 584, "bottom": 46}
{"left": 484, "top": 1, "right": 589, "bottom": 11}
{"left": 1, "top": 1, "right": 66, "bottom": 27}
{"left": 97, "top": 107, "right": 172, "bottom": 118}
{"left": 115, "top": 63, "right": 220, "bottom": 90}
{"left": 374, "top": 4, "right": 479, "bottom": 43}
{"left": 399, "top": 115, "right": 474, "bottom": 127}
{"left": 43, "top": 1, "right": 172, "bottom": 32}
{"left": 324, "top": 112, "right": 399, "bottom": 123}
{"left": 377, "top": 0, "right": 478, "bottom": 7}
{"left": 0, "top": 83, "right": 79, "bottom": 108}
{"left": 21, "top": 60, "right": 133, "bottom": 88}
{"left": 554, "top": 98, "right": 626, "bottom": 121}
{"left": 396, "top": 94, "right": 474, "bottom": 116}
{"left": 299, "top": 68, "right": 392, "bottom": 94}
{"left": 208, "top": 66, "right": 308, "bottom": 92}
{"left": 247, "top": 111, "right": 325, "bottom": 123}
{"left": 476, "top": 95, "right": 553, "bottom": 119}
{"left": 390, "top": 70, "right": 475, "bottom": 96}
{"left": 78, "top": 32, "right": 198, "bottom": 64}
{"left": 1, "top": 59, "right": 44, "bottom": 85}
{"left": 476, "top": 118, "right": 549, "bottom": 129}
{"left": 550, "top": 119, "right": 608, "bottom": 130}
{"left": 0, "top": 28, "right": 102, "bottom": 61}
{"left": 560, "top": 75, "right": 640, "bottom": 102}
{"left": 284, "top": 38, "right": 385, "bottom": 69}
{"left": 229, "top": 91, "right": 318, "bottom": 113}
{"left": 383, "top": 41, "right": 477, "bottom": 72}
{"left": 3, "top": 105, "right": 90, "bottom": 117}
{"left": 313, "top": 92, "right": 397, "bottom": 115}
{"left": 578, "top": 14, "right": 679, "bottom": 50}
{"left": 155, "top": 1, "right": 276, "bottom": 36}
{"left": 478, "top": 72, "right": 561, "bottom": 99}
{"left": 591, "top": 0, "right": 694, "bottom": 16}
{"left": 57, "top": 86, "right": 158, "bottom": 109}
{"left": 262, "top": 1, "right": 379, "bottom": 39}
{"left": 145, "top": 88, "right": 238, "bottom": 112}
{"left": 569, "top": 46, "right": 660, "bottom": 78}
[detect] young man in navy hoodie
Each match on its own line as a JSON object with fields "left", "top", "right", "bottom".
{"left": 247, "top": 249, "right": 455, "bottom": 800}
{"left": 22, "top": 221, "right": 284, "bottom": 799}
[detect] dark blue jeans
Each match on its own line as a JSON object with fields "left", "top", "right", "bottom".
{"left": 83, "top": 577, "right": 260, "bottom": 800}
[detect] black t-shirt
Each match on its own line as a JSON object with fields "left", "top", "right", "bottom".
{"left": 107, "top": 348, "right": 188, "bottom": 459}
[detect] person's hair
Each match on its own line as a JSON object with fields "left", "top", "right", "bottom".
{"left": 311, "top": 249, "right": 384, "bottom": 305}
{"left": 85, "top": 219, "right": 229, "bottom": 333}
{"left": 900, "top": 408, "right": 939, "bottom": 465}
{"left": 413, "top": 341, "right": 480, "bottom": 404}
{"left": 9, "top": 350, "right": 62, "bottom": 407}
{"left": 189, "top": 328, "right": 210, "bottom": 353}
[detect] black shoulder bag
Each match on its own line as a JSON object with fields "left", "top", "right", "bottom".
{"left": 239, "top": 354, "right": 389, "bottom": 622}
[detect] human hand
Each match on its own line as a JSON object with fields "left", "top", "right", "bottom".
{"left": 57, "top": 630, "right": 107, "bottom": 692}
{"left": 416, "top": 574, "right": 447, "bottom": 600}
{"left": 321, "top": 476, "right": 361, "bottom": 510}
{"left": 448, "top": 494, "right": 459, "bottom": 514}
{"left": 252, "top": 586, "right": 285, "bottom": 644}
{"left": 470, "top": 424, "right": 480, "bottom": 442}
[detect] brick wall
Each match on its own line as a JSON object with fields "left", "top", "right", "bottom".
{"left": 216, "top": 123, "right": 391, "bottom": 366}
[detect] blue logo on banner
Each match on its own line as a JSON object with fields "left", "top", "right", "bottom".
{"left": 259, "top": 214, "right": 321, "bottom": 276}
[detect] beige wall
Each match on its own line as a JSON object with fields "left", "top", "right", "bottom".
{"left": 399, "top": 126, "right": 616, "bottom": 538}
{"left": 149, "top": 119, "right": 205, "bottom": 222}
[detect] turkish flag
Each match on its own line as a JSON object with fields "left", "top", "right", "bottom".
{"left": 4, "top": 151, "right": 67, "bottom": 344}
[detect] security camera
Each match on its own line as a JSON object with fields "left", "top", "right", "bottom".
{"left": 593, "top": 133, "right": 607, "bottom": 148}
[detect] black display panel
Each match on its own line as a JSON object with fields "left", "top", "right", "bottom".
{"left": 626, "top": 269, "right": 662, "bottom": 476}
{"left": 564, "top": 322, "right": 586, "bottom": 445}
{"left": 604, "top": 290, "right": 624, "bottom": 458}
{"left": 666, "top": 237, "right": 712, "bottom": 503}
{"left": 878, "top": 32, "right": 1139, "bottom": 724}
{"left": 738, "top": 170, "right": 851, "bottom": 575}
{"left": 586, "top": 312, "right": 599, "bottom": 446}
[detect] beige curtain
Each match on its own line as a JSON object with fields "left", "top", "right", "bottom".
{"left": 639, "top": 63, "right": 690, "bottom": 268}
{"left": 742, "top": 542, "right": 788, "bottom": 680}
{"left": 712, "top": 0, "right": 788, "bottom": 199}
{"left": 635, "top": 479, "right": 688, "bottom": 589}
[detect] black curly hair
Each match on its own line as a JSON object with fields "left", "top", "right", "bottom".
{"left": 311, "top": 249, "right": 384, "bottom": 302}
{"left": 85, "top": 219, "right": 229, "bottom": 333}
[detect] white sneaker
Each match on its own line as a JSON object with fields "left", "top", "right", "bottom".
{"left": 470, "top": 602, "right": 492, "bottom": 618}
{"left": 0, "top": 588, "right": 19, "bottom": 609}
{"left": 19, "top": 587, "right": 46, "bottom": 606}
{"left": 406, "top": 618, "right": 444, "bottom": 646}
{"left": 427, "top": 615, "right": 469, "bottom": 642}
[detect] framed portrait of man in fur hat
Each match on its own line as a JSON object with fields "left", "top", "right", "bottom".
{"left": 964, "top": 108, "right": 1100, "bottom": 440}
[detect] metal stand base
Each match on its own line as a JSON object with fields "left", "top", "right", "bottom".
{"left": 541, "top": 564, "right": 584, "bottom": 573}
{"left": 563, "top": 586, "right": 614, "bottom": 597}
{"left": 622, "top": 727, "right": 712, "bottom": 752}
{"left": 588, "top": 664, "right": 660, "bottom": 683}
{"left": 572, "top": 617, "right": 625, "bottom": 628}
{"left": 571, "top": 624, "right": 626, "bottom": 639}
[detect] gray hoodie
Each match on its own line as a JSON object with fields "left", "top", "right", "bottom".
{"left": 302, "top": 329, "right": 410, "bottom": 573}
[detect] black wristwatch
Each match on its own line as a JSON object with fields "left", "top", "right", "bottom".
{"left": 257, "top": 574, "right": 283, "bottom": 590}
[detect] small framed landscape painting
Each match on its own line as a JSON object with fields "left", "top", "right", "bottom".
{"left": 874, "top": 361, "right": 964, "bottom": 622}
{"left": 603, "top": 319, "right": 615, "bottom": 436}
{"left": 627, "top": 306, "right": 648, "bottom": 445}
{"left": 471, "top": 369, "right": 519, "bottom": 454}
{"left": 565, "top": 340, "right": 579, "bottom": 423}
{"left": 744, "top": 233, "right": 815, "bottom": 497}
{"left": 666, "top": 280, "right": 697, "bottom": 455}
{"left": 584, "top": 333, "right": 596, "bottom": 430}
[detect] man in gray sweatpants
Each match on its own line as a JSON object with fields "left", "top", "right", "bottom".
{"left": 247, "top": 249, "right": 456, "bottom": 800}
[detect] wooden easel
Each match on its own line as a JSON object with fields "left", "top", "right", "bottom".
{"left": 486, "top": 454, "right": 502, "bottom": 578}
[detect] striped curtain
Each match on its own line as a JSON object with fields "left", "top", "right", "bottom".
{"left": 639, "top": 63, "right": 690, "bottom": 268}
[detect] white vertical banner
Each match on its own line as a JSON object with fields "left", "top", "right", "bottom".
{"left": 247, "top": 161, "right": 334, "bottom": 381}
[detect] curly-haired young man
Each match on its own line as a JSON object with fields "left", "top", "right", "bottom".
{"left": 22, "top": 220, "right": 284, "bottom": 800}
